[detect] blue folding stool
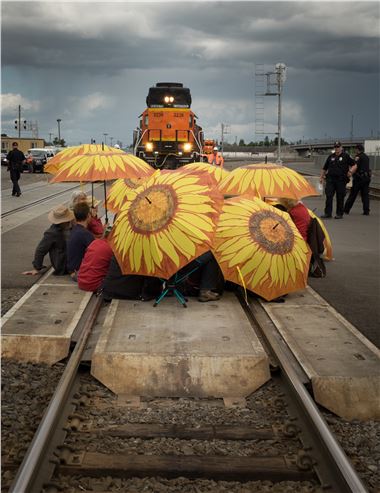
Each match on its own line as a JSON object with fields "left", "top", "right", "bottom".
{"left": 153, "top": 260, "right": 202, "bottom": 308}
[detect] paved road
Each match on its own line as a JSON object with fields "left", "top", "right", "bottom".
{"left": 1, "top": 164, "right": 379, "bottom": 347}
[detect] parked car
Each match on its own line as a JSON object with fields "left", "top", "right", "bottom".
{"left": 24, "top": 148, "right": 52, "bottom": 173}
{"left": 1, "top": 152, "right": 8, "bottom": 166}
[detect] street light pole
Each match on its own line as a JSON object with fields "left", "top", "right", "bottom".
{"left": 57, "top": 119, "right": 62, "bottom": 142}
{"left": 110, "top": 137, "right": 114, "bottom": 146}
{"left": 103, "top": 133, "right": 108, "bottom": 145}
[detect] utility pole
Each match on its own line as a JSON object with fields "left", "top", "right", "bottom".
{"left": 110, "top": 136, "right": 114, "bottom": 146}
{"left": 57, "top": 119, "right": 62, "bottom": 142}
{"left": 260, "top": 62, "right": 287, "bottom": 164}
{"left": 103, "top": 133, "right": 108, "bottom": 145}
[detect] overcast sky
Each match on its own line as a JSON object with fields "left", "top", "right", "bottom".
{"left": 1, "top": 0, "right": 379, "bottom": 147}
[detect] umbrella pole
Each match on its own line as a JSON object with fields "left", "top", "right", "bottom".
{"left": 91, "top": 183, "right": 94, "bottom": 207}
{"left": 103, "top": 180, "right": 108, "bottom": 224}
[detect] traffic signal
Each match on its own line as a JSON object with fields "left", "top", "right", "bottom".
{"left": 91, "top": 138, "right": 96, "bottom": 144}
{"left": 14, "top": 120, "right": 18, "bottom": 129}
{"left": 23, "top": 120, "right": 27, "bottom": 130}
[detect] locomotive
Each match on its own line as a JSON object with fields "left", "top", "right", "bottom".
{"left": 133, "top": 82, "right": 205, "bottom": 169}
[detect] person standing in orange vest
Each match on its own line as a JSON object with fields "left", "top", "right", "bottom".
{"left": 208, "top": 147, "right": 224, "bottom": 167}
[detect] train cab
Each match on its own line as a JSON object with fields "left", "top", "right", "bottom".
{"left": 133, "top": 82, "right": 204, "bottom": 169}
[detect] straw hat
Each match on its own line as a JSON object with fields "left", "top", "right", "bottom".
{"left": 86, "top": 196, "right": 101, "bottom": 207}
{"left": 48, "top": 205, "right": 75, "bottom": 224}
{"left": 279, "top": 198, "right": 298, "bottom": 210}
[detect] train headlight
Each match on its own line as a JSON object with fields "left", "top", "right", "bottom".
{"left": 146, "top": 142, "right": 154, "bottom": 152}
{"left": 183, "top": 142, "right": 192, "bottom": 152}
{"left": 164, "top": 96, "right": 174, "bottom": 104}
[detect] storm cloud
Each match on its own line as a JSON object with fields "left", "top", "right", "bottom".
{"left": 2, "top": 1, "right": 379, "bottom": 145}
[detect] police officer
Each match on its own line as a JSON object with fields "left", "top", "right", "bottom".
{"left": 344, "top": 144, "right": 371, "bottom": 216}
{"left": 6, "top": 142, "right": 26, "bottom": 197}
{"left": 320, "top": 141, "right": 354, "bottom": 219}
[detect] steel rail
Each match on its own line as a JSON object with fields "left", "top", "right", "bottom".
{"left": 9, "top": 294, "right": 103, "bottom": 493}
{"left": 240, "top": 293, "right": 368, "bottom": 493}
{"left": 1, "top": 184, "right": 80, "bottom": 219}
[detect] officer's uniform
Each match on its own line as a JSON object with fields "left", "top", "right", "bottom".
{"left": 344, "top": 151, "right": 371, "bottom": 215}
{"left": 322, "top": 150, "right": 354, "bottom": 218}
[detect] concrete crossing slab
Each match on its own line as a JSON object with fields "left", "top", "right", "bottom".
{"left": 91, "top": 292, "right": 270, "bottom": 398}
{"left": 260, "top": 287, "right": 380, "bottom": 421}
{"left": 1, "top": 271, "right": 92, "bottom": 364}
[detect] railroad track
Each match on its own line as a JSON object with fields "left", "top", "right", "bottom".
{"left": 1, "top": 184, "right": 80, "bottom": 219}
{"left": 4, "top": 291, "right": 368, "bottom": 493}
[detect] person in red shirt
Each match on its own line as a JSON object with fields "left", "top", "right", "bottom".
{"left": 77, "top": 226, "right": 113, "bottom": 292}
{"left": 280, "top": 198, "right": 311, "bottom": 242}
{"left": 85, "top": 196, "right": 104, "bottom": 237}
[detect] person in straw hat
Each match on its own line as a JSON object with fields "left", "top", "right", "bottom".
{"left": 69, "top": 191, "right": 104, "bottom": 237}
{"left": 22, "top": 204, "right": 74, "bottom": 276}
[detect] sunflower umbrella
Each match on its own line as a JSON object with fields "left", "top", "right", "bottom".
{"left": 308, "top": 210, "right": 333, "bottom": 261}
{"left": 219, "top": 162, "right": 317, "bottom": 200}
{"left": 107, "top": 163, "right": 227, "bottom": 215}
{"left": 44, "top": 146, "right": 83, "bottom": 175}
{"left": 108, "top": 169, "right": 223, "bottom": 280}
{"left": 180, "top": 162, "right": 230, "bottom": 188}
{"left": 50, "top": 144, "right": 154, "bottom": 221}
{"left": 264, "top": 198, "right": 333, "bottom": 262}
{"left": 106, "top": 173, "right": 153, "bottom": 214}
{"left": 50, "top": 144, "right": 153, "bottom": 182}
{"left": 212, "top": 196, "right": 311, "bottom": 301}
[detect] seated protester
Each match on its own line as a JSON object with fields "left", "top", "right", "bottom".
{"left": 69, "top": 190, "right": 104, "bottom": 237}
{"left": 86, "top": 196, "right": 104, "bottom": 238}
{"left": 275, "top": 201, "right": 326, "bottom": 278}
{"left": 77, "top": 226, "right": 113, "bottom": 292}
{"left": 174, "top": 251, "right": 225, "bottom": 302}
{"left": 279, "top": 198, "right": 311, "bottom": 242}
{"left": 69, "top": 190, "right": 87, "bottom": 209}
{"left": 67, "top": 202, "right": 94, "bottom": 279}
{"left": 102, "top": 255, "right": 162, "bottom": 301}
{"left": 22, "top": 205, "right": 74, "bottom": 276}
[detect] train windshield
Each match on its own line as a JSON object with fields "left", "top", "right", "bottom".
{"left": 146, "top": 84, "right": 192, "bottom": 108}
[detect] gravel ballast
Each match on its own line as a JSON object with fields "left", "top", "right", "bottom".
{"left": 1, "top": 359, "right": 379, "bottom": 492}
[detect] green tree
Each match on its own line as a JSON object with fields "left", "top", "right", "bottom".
{"left": 53, "top": 137, "right": 66, "bottom": 147}
{"left": 238, "top": 139, "right": 245, "bottom": 146}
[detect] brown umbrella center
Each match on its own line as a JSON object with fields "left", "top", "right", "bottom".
{"left": 129, "top": 184, "right": 177, "bottom": 233}
{"left": 249, "top": 211, "right": 294, "bottom": 255}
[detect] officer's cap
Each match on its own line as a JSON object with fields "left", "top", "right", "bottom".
{"left": 333, "top": 141, "right": 342, "bottom": 148}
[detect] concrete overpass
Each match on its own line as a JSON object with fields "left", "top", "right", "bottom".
{"left": 290, "top": 139, "right": 364, "bottom": 157}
